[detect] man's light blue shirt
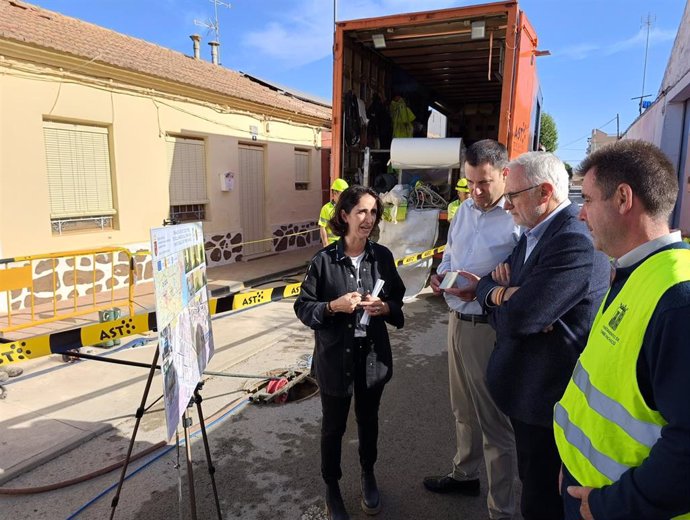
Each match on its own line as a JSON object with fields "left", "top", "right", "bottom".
{"left": 438, "top": 197, "right": 521, "bottom": 313}
{"left": 524, "top": 199, "right": 571, "bottom": 262}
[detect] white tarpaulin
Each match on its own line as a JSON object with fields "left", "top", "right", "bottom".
{"left": 390, "top": 138, "right": 462, "bottom": 169}
{"left": 378, "top": 208, "right": 439, "bottom": 300}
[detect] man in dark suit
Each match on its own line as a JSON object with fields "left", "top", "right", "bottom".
{"left": 474, "top": 152, "right": 610, "bottom": 520}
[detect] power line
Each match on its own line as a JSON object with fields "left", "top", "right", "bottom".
{"left": 559, "top": 115, "right": 619, "bottom": 150}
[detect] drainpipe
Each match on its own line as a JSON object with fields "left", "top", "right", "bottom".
{"left": 209, "top": 41, "right": 219, "bottom": 65}
{"left": 190, "top": 34, "right": 201, "bottom": 60}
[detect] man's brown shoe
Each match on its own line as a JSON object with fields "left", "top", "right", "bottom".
{"left": 422, "top": 475, "right": 480, "bottom": 495}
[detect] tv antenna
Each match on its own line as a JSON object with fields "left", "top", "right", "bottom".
{"left": 636, "top": 13, "right": 655, "bottom": 114}
{"left": 194, "top": 0, "right": 232, "bottom": 64}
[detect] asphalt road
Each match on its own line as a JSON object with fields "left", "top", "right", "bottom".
{"left": 1, "top": 290, "right": 513, "bottom": 520}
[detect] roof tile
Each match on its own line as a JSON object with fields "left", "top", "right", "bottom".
{"left": 0, "top": 0, "right": 331, "bottom": 122}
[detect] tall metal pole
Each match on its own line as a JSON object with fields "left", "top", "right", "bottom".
{"left": 214, "top": 0, "right": 221, "bottom": 64}
{"left": 639, "top": 13, "right": 654, "bottom": 114}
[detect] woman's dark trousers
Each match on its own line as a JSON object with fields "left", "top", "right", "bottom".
{"left": 319, "top": 357, "right": 385, "bottom": 484}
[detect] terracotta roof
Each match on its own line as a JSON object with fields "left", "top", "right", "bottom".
{"left": 0, "top": 0, "right": 331, "bottom": 123}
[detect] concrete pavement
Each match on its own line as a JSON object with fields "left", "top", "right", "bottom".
{"left": 1, "top": 288, "right": 506, "bottom": 520}
{"left": 0, "top": 245, "right": 512, "bottom": 519}
{"left": 0, "top": 245, "right": 319, "bottom": 486}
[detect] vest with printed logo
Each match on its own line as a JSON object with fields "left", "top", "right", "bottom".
{"left": 554, "top": 249, "right": 690, "bottom": 519}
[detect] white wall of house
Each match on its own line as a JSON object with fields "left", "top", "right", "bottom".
{"left": 0, "top": 58, "right": 326, "bottom": 261}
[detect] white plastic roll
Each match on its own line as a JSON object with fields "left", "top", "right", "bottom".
{"left": 390, "top": 138, "right": 462, "bottom": 169}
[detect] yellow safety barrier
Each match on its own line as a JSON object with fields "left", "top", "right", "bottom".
{"left": 396, "top": 245, "right": 445, "bottom": 267}
{"left": 0, "top": 245, "right": 443, "bottom": 367}
{"left": 0, "top": 247, "right": 136, "bottom": 333}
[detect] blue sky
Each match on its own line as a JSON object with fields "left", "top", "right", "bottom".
{"left": 31, "top": 0, "right": 685, "bottom": 166}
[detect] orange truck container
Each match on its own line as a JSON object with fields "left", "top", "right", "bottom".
{"left": 331, "top": 0, "right": 545, "bottom": 184}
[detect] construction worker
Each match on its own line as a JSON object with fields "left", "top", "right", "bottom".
{"left": 555, "top": 140, "right": 690, "bottom": 519}
{"left": 447, "top": 178, "right": 470, "bottom": 221}
{"left": 319, "top": 178, "right": 349, "bottom": 247}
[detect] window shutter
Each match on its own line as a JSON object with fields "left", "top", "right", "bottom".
{"left": 295, "top": 149, "right": 310, "bottom": 183}
{"left": 167, "top": 136, "right": 208, "bottom": 205}
{"left": 43, "top": 121, "right": 115, "bottom": 218}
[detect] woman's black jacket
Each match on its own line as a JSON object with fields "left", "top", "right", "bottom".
{"left": 294, "top": 239, "right": 405, "bottom": 396}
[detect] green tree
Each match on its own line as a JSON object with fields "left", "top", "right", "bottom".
{"left": 539, "top": 112, "right": 558, "bottom": 152}
{"left": 564, "top": 162, "right": 573, "bottom": 179}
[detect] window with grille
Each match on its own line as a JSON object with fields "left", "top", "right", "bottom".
{"left": 166, "top": 136, "right": 208, "bottom": 221}
{"left": 43, "top": 121, "right": 116, "bottom": 234}
{"left": 295, "top": 148, "right": 310, "bottom": 190}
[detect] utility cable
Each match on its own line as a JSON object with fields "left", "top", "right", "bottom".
{"left": 0, "top": 442, "right": 166, "bottom": 495}
{"left": 64, "top": 398, "right": 250, "bottom": 519}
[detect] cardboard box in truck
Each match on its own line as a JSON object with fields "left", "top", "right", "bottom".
{"left": 331, "top": 1, "right": 545, "bottom": 186}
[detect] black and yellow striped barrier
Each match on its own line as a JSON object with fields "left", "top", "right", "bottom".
{"left": 0, "top": 246, "right": 444, "bottom": 367}
{"left": 395, "top": 245, "right": 445, "bottom": 267}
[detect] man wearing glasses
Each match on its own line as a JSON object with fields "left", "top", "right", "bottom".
{"left": 473, "top": 152, "right": 610, "bottom": 520}
{"left": 423, "top": 139, "right": 521, "bottom": 520}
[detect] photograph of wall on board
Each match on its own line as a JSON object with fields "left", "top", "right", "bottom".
{"left": 151, "top": 222, "right": 215, "bottom": 440}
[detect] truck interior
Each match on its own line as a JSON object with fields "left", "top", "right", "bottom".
{"left": 335, "top": 4, "right": 541, "bottom": 194}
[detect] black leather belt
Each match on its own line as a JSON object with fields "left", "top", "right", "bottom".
{"left": 455, "top": 312, "right": 488, "bottom": 324}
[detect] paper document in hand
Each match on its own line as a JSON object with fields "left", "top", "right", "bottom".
{"left": 360, "top": 279, "right": 385, "bottom": 326}
{"left": 439, "top": 271, "right": 458, "bottom": 290}
{"left": 440, "top": 271, "right": 471, "bottom": 290}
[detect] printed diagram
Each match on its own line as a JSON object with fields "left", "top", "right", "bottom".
{"left": 151, "top": 223, "right": 214, "bottom": 440}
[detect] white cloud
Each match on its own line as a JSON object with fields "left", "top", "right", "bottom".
{"left": 556, "top": 27, "right": 676, "bottom": 61}
{"left": 558, "top": 43, "right": 601, "bottom": 60}
{"left": 603, "top": 27, "right": 676, "bottom": 55}
{"left": 241, "top": 0, "right": 464, "bottom": 69}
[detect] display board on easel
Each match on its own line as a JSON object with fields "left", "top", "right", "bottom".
{"left": 150, "top": 222, "right": 215, "bottom": 440}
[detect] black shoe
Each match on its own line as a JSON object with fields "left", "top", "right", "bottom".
{"left": 422, "top": 475, "right": 480, "bottom": 495}
{"left": 361, "top": 471, "right": 381, "bottom": 515}
{"left": 325, "top": 483, "right": 350, "bottom": 520}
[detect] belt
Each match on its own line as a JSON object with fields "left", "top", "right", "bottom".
{"left": 454, "top": 312, "right": 488, "bottom": 324}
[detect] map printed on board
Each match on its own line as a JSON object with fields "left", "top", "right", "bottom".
{"left": 150, "top": 222, "right": 215, "bottom": 440}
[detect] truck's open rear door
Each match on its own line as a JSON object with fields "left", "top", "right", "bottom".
{"left": 506, "top": 11, "right": 541, "bottom": 156}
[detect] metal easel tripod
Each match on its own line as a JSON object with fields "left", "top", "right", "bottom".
{"left": 107, "top": 349, "right": 223, "bottom": 519}
{"left": 109, "top": 347, "right": 160, "bottom": 520}
{"left": 190, "top": 381, "right": 222, "bottom": 519}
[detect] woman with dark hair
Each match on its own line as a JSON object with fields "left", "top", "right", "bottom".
{"left": 294, "top": 185, "right": 405, "bottom": 520}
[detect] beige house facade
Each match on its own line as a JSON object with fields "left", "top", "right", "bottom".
{"left": 586, "top": 129, "right": 617, "bottom": 155}
{"left": 0, "top": 0, "right": 331, "bottom": 268}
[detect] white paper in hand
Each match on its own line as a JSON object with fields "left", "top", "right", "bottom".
{"left": 439, "top": 271, "right": 458, "bottom": 290}
{"left": 360, "top": 279, "right": 385, "bottom": 326}
{"left": 439, "top": 271, "right": 471, "bottom": 290}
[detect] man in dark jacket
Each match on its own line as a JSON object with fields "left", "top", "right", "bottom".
{"left": 475, "top": 152, "right": 610, "bottom": 520}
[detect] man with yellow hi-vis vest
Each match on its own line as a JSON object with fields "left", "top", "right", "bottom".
{"left": 555, "top": 140, "right": 690, "bottom": 520}
{"left": 447, "top": 177, "right": 470, "bottom": 221}
{"left": 319, "top": 178, "right": 349, "bottom": 247}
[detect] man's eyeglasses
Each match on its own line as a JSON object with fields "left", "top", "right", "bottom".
{"left": 504, "top": 184, "right": 540, "bottom": 204}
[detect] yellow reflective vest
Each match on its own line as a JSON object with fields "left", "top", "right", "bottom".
{"left": 447, "top": 199, "right": 464, "bottom": 221}
{"left": 319, "top": 201, "right": 338, "bottom": 244}
{"left": 554, "top": 249, "right": 690, "bottom": 519}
